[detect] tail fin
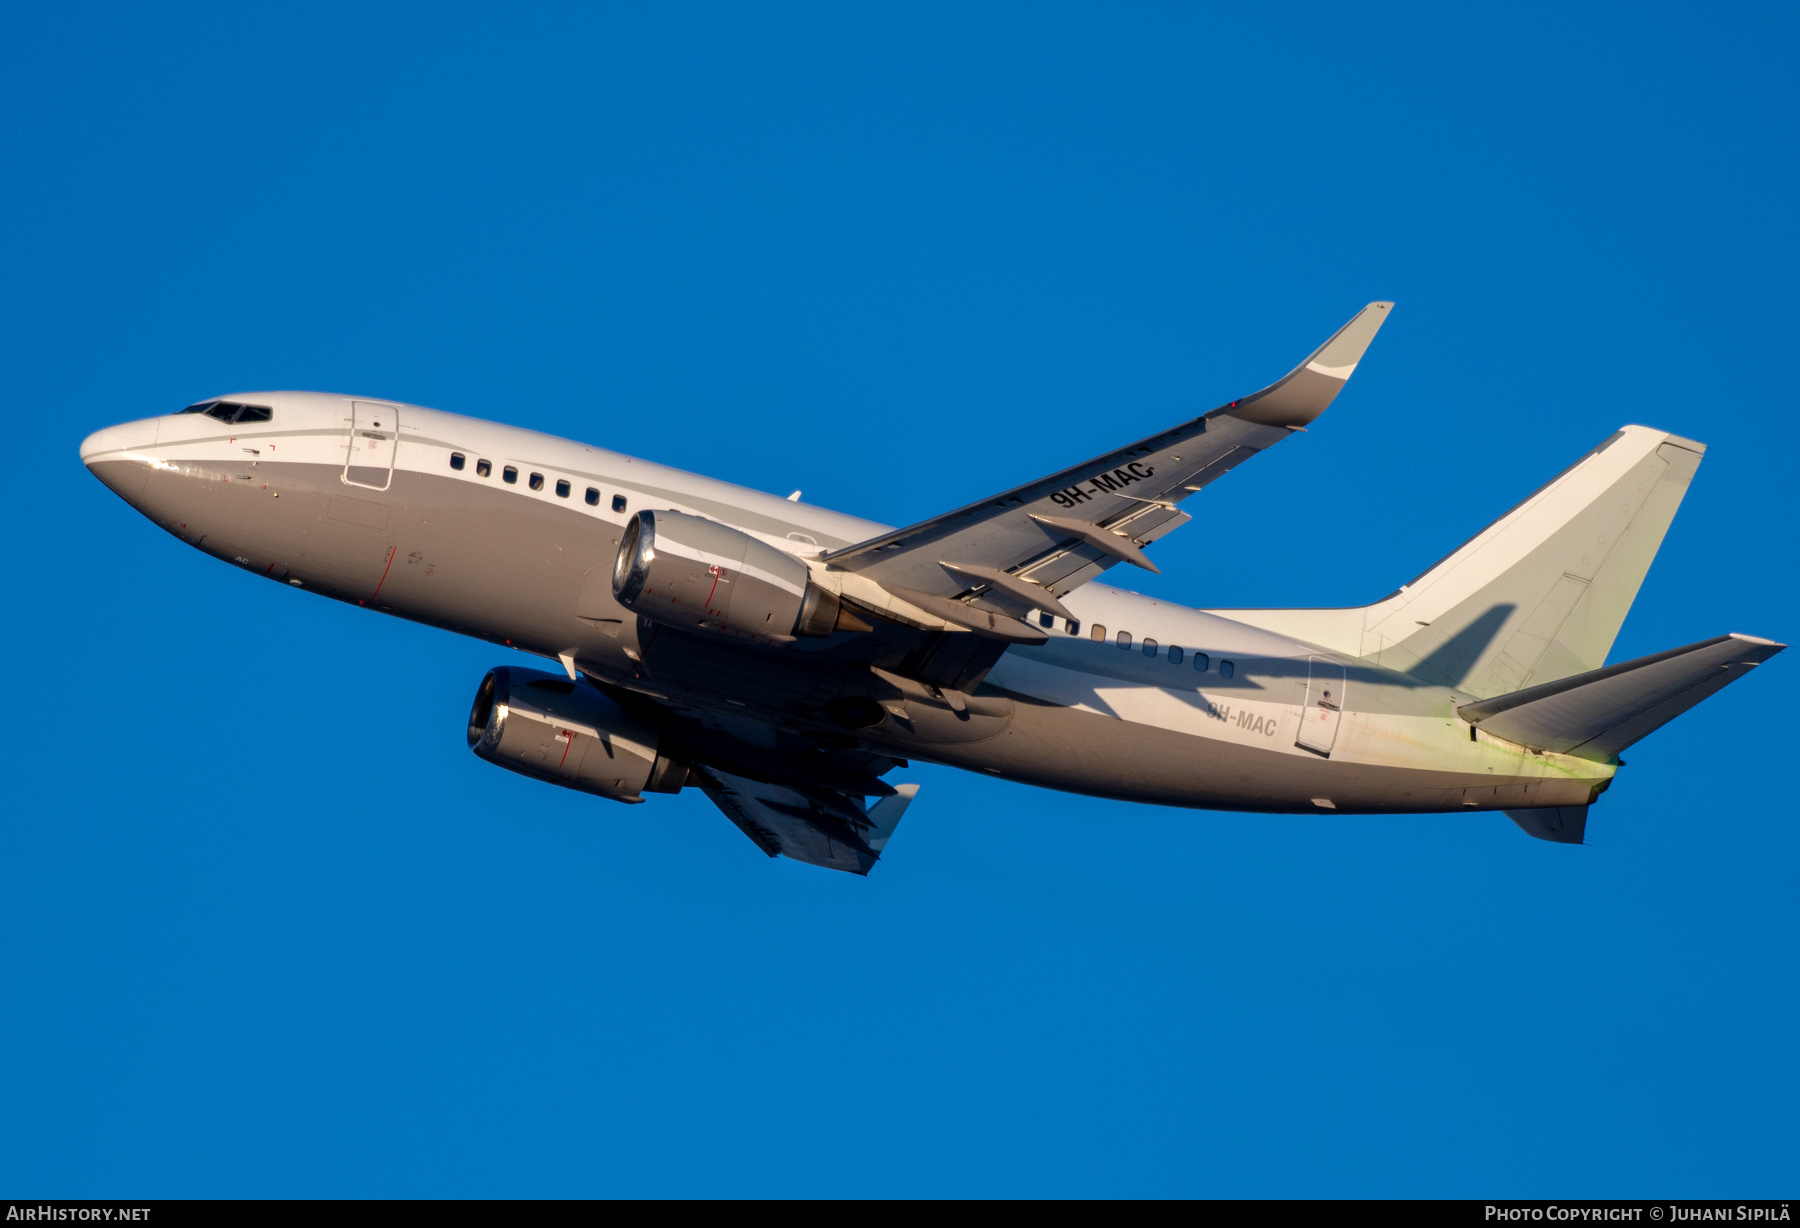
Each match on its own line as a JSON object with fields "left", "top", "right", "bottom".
{"left": 1215, "top": 425, "right": 1707, "bottom": 698}
{"left": 1460, "top": 633, "right": 1784, "bottom": 760}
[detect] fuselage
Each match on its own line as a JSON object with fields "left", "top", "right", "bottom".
{"left": 81, "top": 391, "right": 1612, "bottom": 817}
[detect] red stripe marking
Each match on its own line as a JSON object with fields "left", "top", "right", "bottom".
{"left": 368, "top": 546, "right": 398, "bottom": 601}
{"left": 559, "top": 731, "right": 576, "bottom": 767}
{"left": 705, "top": 565, "right": 725, "bottom": 607}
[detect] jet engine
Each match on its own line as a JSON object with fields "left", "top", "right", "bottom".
{"left": 611, "top": 508, "right": 844, "bottom": 642}
{"left": 466, "top": 666, "right": 688, "bottom": 802}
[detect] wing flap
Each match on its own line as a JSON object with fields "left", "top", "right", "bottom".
{"left": 1016, "top": 508, "right": 1191, "bottom": 596}
{"left": 1026, "top": 514, "right": 1161, "bottom": 573}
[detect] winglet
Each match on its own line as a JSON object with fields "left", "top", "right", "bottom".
{"left": 865, "top": 784, "right": 920, "bottom": 859}
{"left": 1227, "top": 301, "right": 1393, "bottom": 429}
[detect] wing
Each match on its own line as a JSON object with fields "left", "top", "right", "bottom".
{"left": 699, "top": 768, "right": 919, "bottom": 875}
{"left": 825, "top": 303, "right": 1392, "bottom": 630}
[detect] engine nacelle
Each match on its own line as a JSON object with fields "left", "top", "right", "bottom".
{"left": 466, "top": 667, "right": 688, "bottom": 803}
{"left": 611, "top": 508, "right": 842, "bottom": 642}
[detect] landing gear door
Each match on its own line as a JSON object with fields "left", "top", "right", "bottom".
{"left": 344, "top": 401, "right": 399, "bottom": 491}
{"left": 1296, "top": 656, "right": 1346, "bottom": 757}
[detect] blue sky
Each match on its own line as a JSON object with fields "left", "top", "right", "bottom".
{"left": 2, "top": 1, "right": 1795, "bottom": 1197}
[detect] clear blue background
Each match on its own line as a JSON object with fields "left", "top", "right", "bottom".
{"left": 2, "top": 1, "right": 1793, "bottom": 1197}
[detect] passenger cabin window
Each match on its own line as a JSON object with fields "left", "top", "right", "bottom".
{"left": 1220, "top": 659, "right": 1235, "bottom": 679}
{"left": 1194, "top": 652, "right": 1209, "bottom": 672}
{"left": 476, "top": 459, "right": 492, "bottom": 477}
{"left": 555, "top": 479, "right": 571, "bottom": 498}
{"left": 1039, "top": 612, "right": 1054, "bottom": 628}
{"left": 1091, "top": 624, "right": 1107, "bottom": 643}
{"left": 1117, "top": 630, "right": 1132, "bottom": 649}
{"left": 1142, "top": 637, "right": 1158, "bottom": 657}
{"left": 179, "top": 400, "right": 273, "bottom": 424}
{"left": 1168, "top": 645, "right": 1183, "bottom": 664}
{"left": 503, "top": 466, "right": 518, "bottom": 484}
{"left": 612, "top": 495, "right": 628, "bottom": 513}
{"left": 528, "top": 472, "right": 544, "bottom": 491}
{"left": 1066, "top": 620, "right": 1079, "bottom": 636}
{"left": 450, "top": 453, "right": 466, "bottom": 470}
{"left": 585, "top": 487, "right": 600, "bottom": 506}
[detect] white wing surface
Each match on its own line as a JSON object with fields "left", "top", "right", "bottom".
{"left": 824, "top": 303, "right": 1392, "bottom": 635}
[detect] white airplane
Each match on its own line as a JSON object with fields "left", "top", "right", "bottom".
{"left": 80, "top": 303, "right": 1781, "bottom": 873}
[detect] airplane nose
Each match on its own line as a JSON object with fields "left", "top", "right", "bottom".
{"left": 81, "top": 420, "right": 157, "bottom": 467}
{"left": 81, "top": 419, "right": 160, "bottom": 505}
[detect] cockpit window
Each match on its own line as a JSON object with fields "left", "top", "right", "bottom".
{"left": 178, "top": 400, "right": 273, "bottom": 424}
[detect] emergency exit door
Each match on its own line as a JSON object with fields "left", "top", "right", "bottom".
{"left": 1296, "top": 656, "right": 1346, "bottom": 756}
{"left": 344, "top": 401, "right": 399, "bottom": 491}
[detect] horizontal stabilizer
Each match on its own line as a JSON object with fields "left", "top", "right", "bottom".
{"left": 1460, "top": 633, "right": 1784, "bottom": 760}
{"left": 1506, "top": 805, "right": 1588, "bottom": 844}
{"left": 699, "top": 768, "right": 918, "bottom": 874}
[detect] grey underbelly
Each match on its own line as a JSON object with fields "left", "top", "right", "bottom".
{"left": 135, "top": 460, "right": 635, "bottom": 660}
{"left": 895, "top": 695, "right": 1601, "bottom": 815}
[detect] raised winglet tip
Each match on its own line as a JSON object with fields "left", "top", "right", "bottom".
{"left": 1619, "top": 424, "right": 1708, "bottom": 452}
{"left": 1230, "top": 301, "right": 1394, "bottom": 427}
{"left": 1727, "top": 633, "right": 1786, "bottom": 650}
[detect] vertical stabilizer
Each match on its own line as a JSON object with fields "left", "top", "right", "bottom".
{"left": 1364, "top": 426, "right": 1704, "bottom": 695}
{"left": 1214, "top": 426, "right": 1705, "bottom": 698}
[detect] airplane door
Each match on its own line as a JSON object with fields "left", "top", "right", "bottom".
{"left": 1296, "top": 656, "right": 1346, "bottom": 756}
{"left": 344, "top": 401, "right": 399, "bottom": 491}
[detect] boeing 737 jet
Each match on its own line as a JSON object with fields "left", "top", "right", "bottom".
{"left": 80, "top": 304, "right": 1781, "bottom": 872}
